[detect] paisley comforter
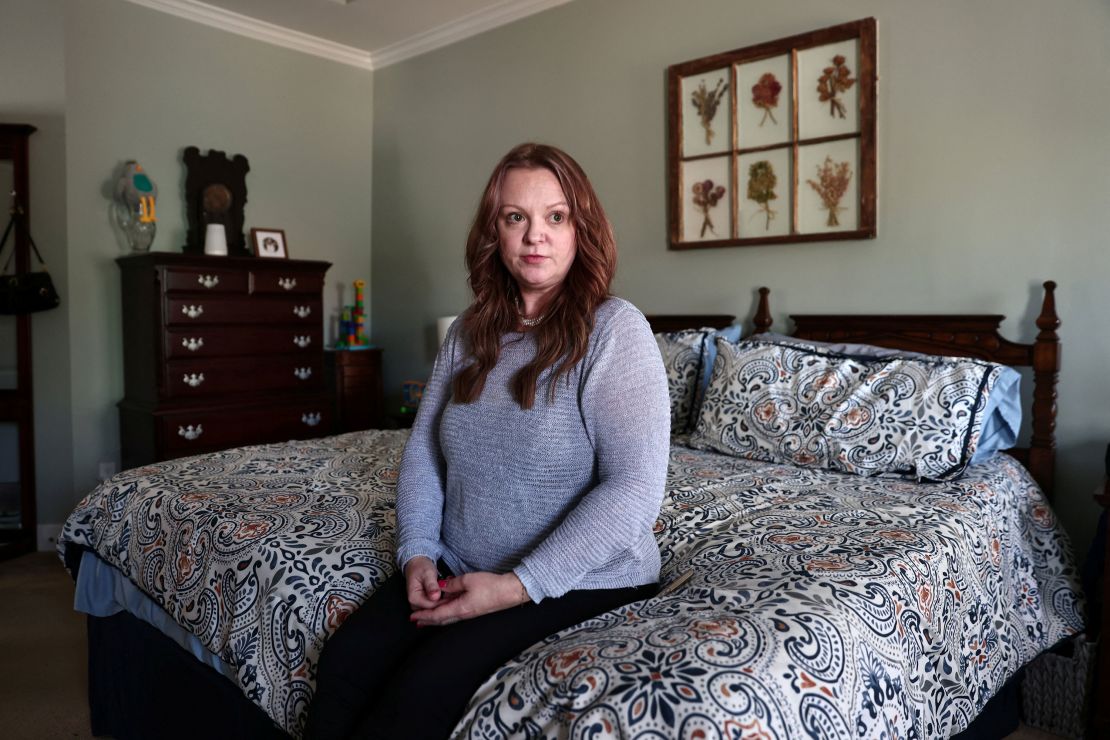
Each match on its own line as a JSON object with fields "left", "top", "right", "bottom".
{"left": 59, "top": 430, "right": 1083, "bottom": 739}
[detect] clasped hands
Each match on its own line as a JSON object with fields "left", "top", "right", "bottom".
{"left": 404, "top": 556, "right": 530, "bottom": 627}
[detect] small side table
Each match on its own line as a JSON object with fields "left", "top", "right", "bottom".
{"left": 325, "top": 348, "right": 385, "bottom": 432}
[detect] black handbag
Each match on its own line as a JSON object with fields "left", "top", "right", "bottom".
{"left": 0, "top": 204, "right": 60, "bottom": 315}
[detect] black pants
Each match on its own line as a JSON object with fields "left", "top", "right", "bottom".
{"left": 304, "top": 570, "right": 657, "bottom": 739}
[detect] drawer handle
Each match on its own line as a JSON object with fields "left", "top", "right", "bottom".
{"left": 183, "top": 373, "right": 205, "bottom": 388}
{"left": 182, "top": 304, "right": 204, "bottom": 319}
{"left": 178, "top": 424, "right": 203, "bottom": 441}
{"left": 293, "top": 305, "right": 312, "bottom": 318}
{"left": 197, "top": 275, "right": 220, "bottom": 289}
{"left": 182, "top": 337, "right": 204, "bottom": 352}
{"left": 301, "top": 412, "right": 322, "bottom": 427}
{"left": 294, "top": 367, "right": 313, "bottom": 381}
{"left": 293, "top": 335, "right": 311, "bottom": 348}
{"left": 278, "top": 277, "right": 297, "bottom": 290}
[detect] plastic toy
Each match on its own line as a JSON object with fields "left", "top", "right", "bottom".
{"left": 334, "top": 279, "right": 371, "bottom": 350}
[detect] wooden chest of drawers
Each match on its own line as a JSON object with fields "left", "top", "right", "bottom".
{"left": 117, "top": 253, "right": 333, "bottom": 469}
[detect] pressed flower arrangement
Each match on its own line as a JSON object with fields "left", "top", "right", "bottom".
{"left": 806, "top": 156, "right": 852, "bottom": 227}
{"left": 746, "top": 161, "right": 778, "bottom": 231}
{"left": 692, "top": 179, "right": 728, "bottom": 237}
{"left": 691, "top": 78, "right": 729, "bottom": 145}
{"left": 751, "top": 74, "right": 782, "bottom": 126}
{"left": 667, "top": 18, "right": 876, "bottom": 248}
{"left": 817, "top": 55, "right": 856, "bottom": 119}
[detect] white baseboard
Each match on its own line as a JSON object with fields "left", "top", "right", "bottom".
{"left": 37, "top": 523, "right": 63, "bottom": 552}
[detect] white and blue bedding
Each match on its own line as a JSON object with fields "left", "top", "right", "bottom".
{"left": 59, "top": 429, "right": 1082, "bottom": 738}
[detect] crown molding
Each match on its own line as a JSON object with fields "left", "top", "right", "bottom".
{"left": 369, "top": 0, "right": 575, "bottom": 69}
{"left": 121, "top": 0, "right": 575, "bottom": 72}
{"left": 121, "top": 0, "right": 374, "bottom": 70}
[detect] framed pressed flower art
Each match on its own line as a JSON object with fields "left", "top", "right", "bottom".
{"left": 667, "top": 18, "right": 876, "bottom": 249}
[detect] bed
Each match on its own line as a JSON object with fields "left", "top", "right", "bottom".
{"left": 59, "top": 282, "right": 1083, "bottom": 739}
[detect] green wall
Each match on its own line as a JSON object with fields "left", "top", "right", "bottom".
{"left": 5, "top": 0, "right": 1109, "bottom": 563}
{"left": 64, "top": 0, "right": 373, "bottom": 506}
{"left": 5, "top": 0, "right": 373, "bottom": 530}
{"left": 371, "top": 0, "right": 1110, "bottom": 559}
{"left": 0, "top": 0, "right": 73, "bottom": 530}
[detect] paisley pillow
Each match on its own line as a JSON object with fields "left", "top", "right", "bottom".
{"left": 655, "top": 330, "right": 704, "bottom": 434}
{"left": 688, "top": 336, "right": 1010, "bottom": 480}
{"left": 751, "top": 332, "right": 1021, "bottom": 464}
{"left": 655, "top": 325, "right": 742, "bottom": 434}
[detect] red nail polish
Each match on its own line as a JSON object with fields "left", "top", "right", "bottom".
{"left": 437, "top": 579, "right": 447, "bottom": 588}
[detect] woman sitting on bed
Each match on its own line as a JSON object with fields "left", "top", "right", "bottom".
{"left": 305, "top": 142, "right": 671, "bottom": 739}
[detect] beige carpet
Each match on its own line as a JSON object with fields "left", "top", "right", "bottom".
{"left": 0, "top": 552, "right": 95, "bottom": 739}
{"left": 0, "top": 551, "right": 1068, "bottom": 740}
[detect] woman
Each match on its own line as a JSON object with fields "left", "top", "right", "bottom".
{"left": 306, "top": 143, "right": 670, "bottom": 739}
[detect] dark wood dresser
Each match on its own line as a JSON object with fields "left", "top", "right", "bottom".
{"left": 117, "top": 253, "right": 333, "bottom": 469}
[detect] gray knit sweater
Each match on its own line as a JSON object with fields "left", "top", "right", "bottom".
{"left": 395, "top": 297, "right": 670, "bottom": 602}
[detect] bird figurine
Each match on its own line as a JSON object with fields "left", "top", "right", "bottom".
{"left": 113, "top": 161, "right": 158, "bottom": 251}
{"left": 115, "top": 161, "right": 157, "bottom": 223}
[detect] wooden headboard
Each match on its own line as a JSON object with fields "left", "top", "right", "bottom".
{"left": 646, "top": 314, "right": 735, "bottom": 333}
{"left": 748, "top": 282, "right": 1061, "bottom": 499}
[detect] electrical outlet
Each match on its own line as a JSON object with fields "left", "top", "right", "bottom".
{"left": 98, "top": 461, "right": 117, "bottom": 481}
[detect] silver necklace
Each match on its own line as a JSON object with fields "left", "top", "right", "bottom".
{"left": 516, "top": 300, "right": 544, "bottom": 327}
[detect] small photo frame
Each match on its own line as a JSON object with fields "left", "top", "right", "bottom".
{"left": 250, "top": 228, "right": 289, "bottom": 259}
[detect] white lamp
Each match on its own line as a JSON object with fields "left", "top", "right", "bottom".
{"left": 436, "top": 315, "right": 457, "bottom": 347}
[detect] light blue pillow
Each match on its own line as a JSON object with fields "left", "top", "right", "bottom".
{"left": 694, "top": 325, "right": 743, "bottom": 420}
{"left": 971, "top": 367, "right": 1021, "bottom": 464}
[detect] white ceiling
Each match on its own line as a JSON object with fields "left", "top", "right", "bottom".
{"left": 125, "top": 0, "right": 575, "bottom": 69}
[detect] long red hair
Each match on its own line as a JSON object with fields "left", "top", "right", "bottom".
{"left": 453, "top": 143, "right": 617, "bottom": 409}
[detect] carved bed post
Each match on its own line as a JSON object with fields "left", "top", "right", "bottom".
{"left": 1029, "top": 281, "right": 1060, "bottom": 499}
{"left": 753, "top": 287, "right": 773, "bottom": 334}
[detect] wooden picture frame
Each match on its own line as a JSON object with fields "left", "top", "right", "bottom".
{"left": 667, "top": 18, "right": 877, "bottom": 250}
{"left": 250, "top": 228, "right": 288, "bottom": 259}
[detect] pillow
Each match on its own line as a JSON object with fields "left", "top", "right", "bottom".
{"left": 655, "top": 330, "right": 704, "bottom": 434}
{"left": 655, "top": 325, "right": 743, "bottom": 434}
{"left": 751, "top": 331, "right": 928, "bottom": 359}
{"left": 689, "top": 336, "right": 1015, "bottom": 480}
{"left": 970, "top": 367, "right": 1020, "bottom": 464}
{"left": 747, "top": 333, "right": 1021, "bottom": 464}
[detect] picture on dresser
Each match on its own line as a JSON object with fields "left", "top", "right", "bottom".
{"left": 250, "top": 228, "right": 288, "bottom": 259}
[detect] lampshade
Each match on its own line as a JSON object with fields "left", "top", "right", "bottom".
{"left": 436, "top": 315, "right": 457, "bottom": 347}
